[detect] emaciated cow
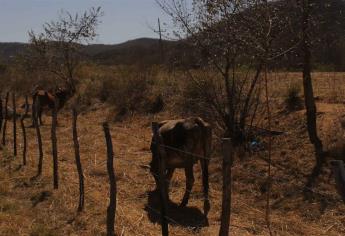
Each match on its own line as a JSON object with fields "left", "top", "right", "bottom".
{"left": 150, "top": 117, "right": 212, "bottom": 216}
{"left": 31, "top": 84, "right": 75, "bottom": 126}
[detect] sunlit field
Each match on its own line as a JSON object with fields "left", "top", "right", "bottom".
{"left": 1, "top": 71, "right": 345, "bottom": 236}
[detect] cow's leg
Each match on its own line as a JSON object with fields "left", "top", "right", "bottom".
{"left": 31, "top": 113, "right": 35, "bottom": 127}
{"left": 150, "top": 162, "right": 159, "bottom": 189}
{"left": 31, "top": 100, "right": 36, "bottom": 127}
{"left": 38, "top": 107, "right": 43, "bottom": 125}
{"left": 165, "top": 168, "right": 175, "bottom": 195}
{"left": 149, "top": 146, "right": 160, "bottom": 190}
{"left": 200, "top": 159, "right": 210, "bottom": 216}
{"left": 180, "top": 165, "right": 194, "bottom": 207}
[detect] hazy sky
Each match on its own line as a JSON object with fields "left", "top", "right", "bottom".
{"left": 0, "top": 0, "right": 171, "bottom": 44}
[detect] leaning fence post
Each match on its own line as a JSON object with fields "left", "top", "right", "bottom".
{"left": 219, "top": 138, "right": 233, "bottom": 236}
{"left": 51, "top": 97, "right": 59, "bottom": 189}
{"left": 103, "top": 122, "right": 117, "bottom": 236}
{"left": 2, "top": 92, "right": 9, "bottom": 146}
{"left": 20, "top": 96, "right": 29, "bottom": 165}
{"left": 72, "top": 108, "right": 84, "bottom": 212}
{"left": 12, "top": 92, "right": 17, "bottom": 157}
{"left": 0, "top": 96, "right": 3, "bottom": 136}
{"left": 152, "top": 122, "right": 169, "bottom": 236}
{"left": 33, "top": 96, "right": 43, "bottom": 177}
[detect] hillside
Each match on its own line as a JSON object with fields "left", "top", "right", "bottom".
{"left": 0, "top": 38, "right": 176, "bottom": 65}
{"left": 0, "top": 0, "right": 345, "bottom": 68}
{"left": 86, "top": 38, "right": 178, "bottom": 65}
{"left": 0, "top": 42, "right": 27, "bottom": 62}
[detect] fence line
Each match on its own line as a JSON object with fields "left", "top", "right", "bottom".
{"left": 0, "top": 111, "right": 342, "bottom": 203}
{"left": 110, "top": 126, "right": 344, "bottom": 202}
{"left": 0, "top": 95, "right": 344, "bottom": 236}
{"left": 113, "top": 126, "right": 216, "bottom": 161}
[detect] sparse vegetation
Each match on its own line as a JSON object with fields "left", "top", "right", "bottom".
{"left": 1, "top": 72, "right": 345, "bottom": 236}
{"left": 30, "top": 224, "right": 58, "bottom": 236}
{"left": 285, "top": 82, "right": 303, "bottom": 111}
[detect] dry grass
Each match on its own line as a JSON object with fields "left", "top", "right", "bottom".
{"left": 0, "top": 72, "right": 345, "bottom": 235}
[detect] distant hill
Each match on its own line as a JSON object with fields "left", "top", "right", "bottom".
{"left": 85, "top": 38, "right": 178, "bottom": 65}
{"left": 0, "top": 38, "right": 177, "bottom": 65}
{"left": 1, "top": 0, "right": 345, "bottom": 69}
{"left": 0, "top": 42, "right": 27, "bottom": 62}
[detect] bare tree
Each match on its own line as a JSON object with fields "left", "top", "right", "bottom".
{"left": 156, "top": 0, "right": 292, "bottom": 145}
{"left": 299, "top": 0, "right": 324, "bottom": 190}
{"left": 26, "top": 7, "right": 103, "bottom": 92}
{"left": 157, "top": 2, "right": 295, "bottom": 234}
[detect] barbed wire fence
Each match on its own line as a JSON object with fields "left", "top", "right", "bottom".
{"left": 0, "top": 94, "right": 344, "bottom": 236}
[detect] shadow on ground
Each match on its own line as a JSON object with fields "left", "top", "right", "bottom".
{"left": 145, "top": 189, "right": 208, "bottom": 231}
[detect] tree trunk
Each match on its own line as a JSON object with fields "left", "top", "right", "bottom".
{"left": 301, "top": 0, "right": 324, "bottom": 190}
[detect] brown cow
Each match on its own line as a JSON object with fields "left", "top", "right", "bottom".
{"left": 150, "top": 117, "right": 212, "bottom": 216}
{"left": 31, "top": 84, "right": 75, "bottom": 126}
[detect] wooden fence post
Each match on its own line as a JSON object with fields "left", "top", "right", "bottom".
{"left": 330, "top": 160, "right": 345, "bottom": 204}
{"left": 20, "top": 96, "right": 29, "bottom": 165}
{"left": 12, "top": 93, "right": 17, "bottom": 157}
{"left": 2, "top": 92, "right": 9, "bottom": 146}
{"left": 103, "top": 122, "right": 117, "bottom": 236}
{"left": 219, "top": 138, "right": 233, "bottom": 236}
{"left": 0, "top": 96, "right": 3, "bottom": 136}
{"left": 33, "top": 96, "right": 43, "bottom": 177}
{"left": 151, "top": 122, "right": 169, "bottom": 236}
{"left": 51, "top": 98, "right": 59, "bottom": 189}
{"left": 72, "top": 108, "right": 84, "bottom": 212}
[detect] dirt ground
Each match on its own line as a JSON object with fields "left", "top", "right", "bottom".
{"left": 1, "top": 73, "right": 345, "bottom": 235}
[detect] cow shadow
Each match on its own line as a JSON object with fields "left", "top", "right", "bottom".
{"left": 145, "top": 189, "right": 208, "bottom": 231}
